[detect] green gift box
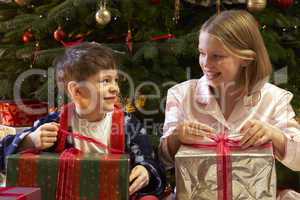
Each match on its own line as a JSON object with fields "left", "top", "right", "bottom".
{"left": 6, "top": 152, "right": 129, "bottom": 200}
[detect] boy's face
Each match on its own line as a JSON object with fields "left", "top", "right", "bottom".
{"left": 70, "top": 69, "right": 119, "bottom": 117}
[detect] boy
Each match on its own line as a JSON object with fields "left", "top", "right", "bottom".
{"left": 0, "top": 42, "right": 165, "bottom": 199}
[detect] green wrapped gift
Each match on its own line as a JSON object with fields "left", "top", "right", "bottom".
{"left": 6, "top": 152, "right": 129, "bottom": 200}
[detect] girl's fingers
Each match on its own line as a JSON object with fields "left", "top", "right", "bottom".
{"left": 242, "top": 129, "right": 264, "bottom": 149}
{"left": 189, "top": 122, "right": 216, "bottom": 133}
{"left": 240, "top": 120, "right": 254, "bottom": 134}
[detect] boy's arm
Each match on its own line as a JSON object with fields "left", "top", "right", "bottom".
{"left": 18, "top": 112, "right": 60, "bottom": 151}
{"left": 125, "top": 113, "right": 166, "bottom": 198}
{"left": 0, "top": 112, "right": 60, "bottom": 172}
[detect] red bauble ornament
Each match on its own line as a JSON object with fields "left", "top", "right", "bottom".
{"left": 53, "top": 26, "right": 66, "bottom": 42}
{"left": 150, "top": 0, "right": 160, "bottom": 5}
{"left": 273, "top": 0, "right": 294, "bottom": 9}
{"left": 22, "top": 30, "right": 34, "bottom": 44}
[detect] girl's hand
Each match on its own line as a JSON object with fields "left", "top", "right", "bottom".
{"left": 176, "top": 121, "right": 215, "bottom": 144}
{"left": 129, "top": 165, "right": 149, "bottom": 195}
{"left": 240, "top": 119, "right": 281, "bottom": 149}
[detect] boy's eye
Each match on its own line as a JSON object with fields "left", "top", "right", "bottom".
{"left": 100, "top": 79, "right": 110, "bottom": 84}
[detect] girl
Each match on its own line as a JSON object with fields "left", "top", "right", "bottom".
{"left": 159, "top": 10, "right": 300, "bottom": 173}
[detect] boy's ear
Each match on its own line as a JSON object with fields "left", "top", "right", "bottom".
{"left": 67, "top": 81, "right": 82, "bottom": 100}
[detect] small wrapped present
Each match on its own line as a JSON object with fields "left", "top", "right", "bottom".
{"left": 0, "top": 100, "right": 48, "bottom": 127}
{"left": 0, "top": 186, "right": 41, "bottom": 200}
{"left": 175, "top": 134, "right": 276, "bottom": 200}
{"left": 6, "top": 150, "right": 129, "bottom": 200}
{"left": 0, "top": 125, "right": 30, "bottom": 139}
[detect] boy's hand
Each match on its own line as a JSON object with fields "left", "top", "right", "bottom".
{"left": 129, "top": 165, "right": 149, "bottom": 195}
{"left": 176, "top": 121, "right": 215, "bottom": 144}
{"left": 28, "top": 122, "right": 59, "bottom": 150}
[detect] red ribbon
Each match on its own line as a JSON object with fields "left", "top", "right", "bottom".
{"left": 61, "top": 37, "right": 84, "bottom": 47}
{"left": 55, "top": 103, "right": 125, "bottom": 154}
{"left": 0, "top": 187, "right": 27, "bottom": 200}
{"left": 54, "top": 103, "right": 126, "bottom": 199}
{"left": 56, "top": 148, "right": 82, "bottom": 200}
{"left": 189, "top": 133, "right": 272, "bottom": 200}
{"left": 150, "top": 34, "right": 176, "bottom": 41}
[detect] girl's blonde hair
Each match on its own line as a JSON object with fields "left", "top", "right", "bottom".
{"left": 200, "top": 10, "right": 272, "bottom": 95}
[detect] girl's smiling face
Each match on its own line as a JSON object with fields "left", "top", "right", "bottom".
{"left": 198, "top": 31, "right": 245, "bottom": 88}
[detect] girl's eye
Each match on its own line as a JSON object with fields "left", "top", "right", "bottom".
{"left": 214, "top": 54, "right": 225, "bottom": 59}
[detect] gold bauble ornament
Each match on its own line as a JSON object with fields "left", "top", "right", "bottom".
{"left": 247, "top": 0, "right": 267, "bottom": 12}
{"left": 95, "top": 7, "right": 111, "bottom": 25}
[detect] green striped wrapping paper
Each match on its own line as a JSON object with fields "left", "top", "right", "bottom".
{"left": 6, "top": 152, "right": 129, "bottom": 200}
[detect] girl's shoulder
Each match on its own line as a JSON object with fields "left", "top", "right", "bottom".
{"left": 262, "top": 83, "right": 293, "bottom": 100}
{"left": 261, "top": 83, "right": 293, "bottom": 104}
{"left": 168, "top": 79, "right": 199, "bottom": 92}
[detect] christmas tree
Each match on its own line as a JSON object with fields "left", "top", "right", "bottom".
{"left": 0, "top": 0, "right": 299, "bottom": 115}
{"left": 0, "top": 0, "right": 300, "bottom": 192}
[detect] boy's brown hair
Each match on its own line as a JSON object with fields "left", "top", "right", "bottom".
{"left": 55, "top": 42, "right": 117, "bottom": 91}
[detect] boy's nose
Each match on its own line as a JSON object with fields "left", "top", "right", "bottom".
{"left": 109, "top": 83, "right": 119, "bottom": 93}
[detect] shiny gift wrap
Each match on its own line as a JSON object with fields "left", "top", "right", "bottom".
{"left": 175, "top": 144, "right": 276, "bottom": 200}
{"left": 0, "top": 100, "right": 48, "bottom": 127}
{"left": 0, "top": 187, "right": 41, "bottom": 200}
{"left": 6, "top": 152, "right": 129, "bottom": 200}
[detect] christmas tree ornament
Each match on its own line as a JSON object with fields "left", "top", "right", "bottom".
{"left": 247, "top": 0, "right": 267, "bottom": 12}
{"left": 134, "top": 95, "right": 146, "bottom": 110}
{"left": 174, "top": 0, "right": 181, "bottom": 23}
{"left": 273, "top": 0, "right": 294, "bottom": 9}
{"left": 95, "top": 0, "right": 111, "bottom": 25}
{"left": 53, "top": 26, "right": 66, "bottom": 42}
{"left": 14, "top": 0, "right": 31, "bottom": 6}
{"left": 126, "top": 28, "right": 133, "bottom": 54}
{"left": 22, "top": 29, "right": 34, "bottom": 44}
{"left": 150, "top": 0, "right": 161, "bottom": 4}
{"left": 31, "top": 42, "right": 40, "bottom": 65}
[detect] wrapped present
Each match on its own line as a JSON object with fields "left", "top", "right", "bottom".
{"left": 0, "top": 186, "right": 41, "bottom": 200}
{"left": 0, "top": 125, "right": 30, "bottom": 139}
{"left": 6, "top": 150, "right": 129, "bottom": 200}
{"left": 175, "top": 134, "right": 276, "bottom": 200}
{"left": 0, "top": 100, "right": 48, "bottom": 127}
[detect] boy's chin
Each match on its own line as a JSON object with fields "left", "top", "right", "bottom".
{"left": 103, "top": 105, "right": 115, "bottom": 112}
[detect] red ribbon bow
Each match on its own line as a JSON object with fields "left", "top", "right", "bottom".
{"left": 189, "top": 133, "right": 272, "bottom": 200}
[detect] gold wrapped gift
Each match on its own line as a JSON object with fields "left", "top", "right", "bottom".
{"left": 175, "top": 141, "right": 276, "bottom": 200}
